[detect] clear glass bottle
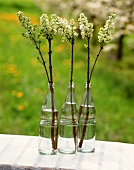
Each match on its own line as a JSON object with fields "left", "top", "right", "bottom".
{"left": 77, "top": 82, "right": 96, "bottom": 153}
{"left": 38, "top": 83, "right": 58, "bottom": 155}
{"left": 58, "top": 82, "right": 78, "bottom": 154}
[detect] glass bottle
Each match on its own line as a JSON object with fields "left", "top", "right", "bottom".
{"left": 77, "top": 82, "right": 96, "bottom": 153}
{"left": 38, "top": 83, "right": 58, "bottom": 155}
{"left": 58, "top": 82, "right": 78, "bottom": 154}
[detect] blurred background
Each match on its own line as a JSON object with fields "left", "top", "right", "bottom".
{"left": 0, "top": 0, "right": 134, "bottom": 143}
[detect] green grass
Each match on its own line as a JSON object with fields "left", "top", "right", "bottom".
{"left": 0, "top": 0, "right": 134, "bottom": 143}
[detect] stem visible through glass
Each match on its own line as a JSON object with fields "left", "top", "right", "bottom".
{"left": 78, "top": 37, "right": 90, "bottom": 147}
{"left": 48, "top": 39, "right": 58, "bottom": 150}
{"left": 70, "top": 40, "right": 77, "bottom": 147}
{"left": 78, "top": 39, "right": 103, "bottom": 148}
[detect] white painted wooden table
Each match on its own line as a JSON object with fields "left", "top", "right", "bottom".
{"left": 0, "top": 134, "right": 134, "bottom": 170}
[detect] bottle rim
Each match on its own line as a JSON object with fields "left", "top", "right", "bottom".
{"left": 85, "top": 82, "right": 91, "bottom": 88}
{"left": 68, "top": 82, "right": 75, "bottom": 88}
{"left": 48, "top": 82, "right": 54, "bottom": 88}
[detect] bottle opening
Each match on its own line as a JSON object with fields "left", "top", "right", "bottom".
{"left": 69, "top": 82, "right": 75, "bottom": 88}
{"left": 85, "top": 82, "right": 91, "bottom": 88}
{"left": 48, "top": 82, "right": 54, "bottom": 88}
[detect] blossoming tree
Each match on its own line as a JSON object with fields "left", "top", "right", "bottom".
{"left": 34, "top": 0, "right": 134, "bottom": 60}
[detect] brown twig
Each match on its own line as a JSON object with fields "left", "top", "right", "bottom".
{"left": 70, "top": 41, "right": 77, "bottom": 147}
{"left": 32, "top": 38, "right": 50, "bottom": 83}
{"left": 78, "top": 37, "right": 90, "bottom": 148}
{"left": 78, "top": 41, "right": 103, "bottom": 148}
{"left": 89, "top": 46, "right": 103, "bottom": 82}
{"left": 48, "top": 39, "right": 57, "bottom": 150}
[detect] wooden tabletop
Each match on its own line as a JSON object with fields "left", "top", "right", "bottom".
{"left": 0, "top": 134, "right": 134, "bottom": 170}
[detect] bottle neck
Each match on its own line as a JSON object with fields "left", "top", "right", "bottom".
{"left": 85, "top": 82, "right": 91, "bottom": 89}
{"left": 68, "top": 82, "right": 75, "bottom": 96}
{"left": 48, "top": 82, "right": 54, "bottom": 89}
{"left": 69, "top": 82, "right": 75, "bottom": 88}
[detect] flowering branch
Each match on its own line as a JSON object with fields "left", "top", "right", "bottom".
{"left": 78, "top": 13, "right": 94, "bottom": 148}
{"left": 78, "top": 12, "right": 116, "bottom": 148}
{"left": 58, "top": 17, "right": 78, "bottom": 94}
{"left": 17, "top": 11, "right": 50, "bottom": 82}
{"left": 17, "top": 11, "right": 61, "bottom": 151}
{"left": 59, "top": 18, "right": 78, "bottom": 83}
{"left": 78, "top": 13, "right": 94, "bottom": 85}
{"left": 59, "top": 17, "right": 78, "bottom": 146}
{"left": 40, "top": 13, "right": 61, "bottom": 150}
{"left": 90, "top": 13, "right": 116, "bottom": 82}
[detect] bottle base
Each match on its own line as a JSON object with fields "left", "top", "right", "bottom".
{"left": 58, "top": 148, "right": 76, "bottom": 154}
{"left": 38, "top": 149, "right": 57, "bottom": 155}
{"left": 77, "top": 147, "right": 95, "bottom": 153}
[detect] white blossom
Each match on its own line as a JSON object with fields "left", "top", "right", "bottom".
{"left": 59, "top": 18, "right": 78, "bottom": 43}
{"left": 40, "top": 14, "right": 58, "bottom": 39}
{"left": 17, "top": 11, "right": 40, "bottom": 44}
{"left": 78, "top": 13, "right": 94, "bottom": 39}
{"left": 98, "top": 13, "right": 116, "bottom": 46}
{"left": 34, "top": 0, "right": 134, "bottom": 44}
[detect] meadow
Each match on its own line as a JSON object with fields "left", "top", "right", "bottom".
{"left": 0, "top": 0, "right": 134, "bottom": 143}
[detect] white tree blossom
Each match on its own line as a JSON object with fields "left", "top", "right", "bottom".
{"left": 34, "top": 0, "right": 134, "bottom": 48}
{"left": 98, "top": 13, "right": 116, "bottom": 46}
{"left": 59, "top": 18, "right": 78, "bottom": 43}
{"left": 17, "top": 11, "right": 40, "bottom": 44}
{"left": 40, "top": 14, "right": 60, "bottom": 40}
{"left": 78, "top": 13, "right": 94, "bottom": 39}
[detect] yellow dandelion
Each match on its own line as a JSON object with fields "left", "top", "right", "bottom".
{"left": 31, "top": 58, "right": 38, "bottom": 67}
{"left": 41, "top": 44, "right": 47, "bottom": 52}
{"left": 8, "top": 65, "right": 20, "bottom": 77}
{"left": 0, "top": 13, "right": 39, "bottom": 24}
{"left": 16, "top": 92, "right": 24, "bottom": 98}
{"left": 8, "top": 66, "right": 16, "bottom": 72}
{"left": 0, "top": 13, "right": 18, "bottom": 23}
{"left": 17, "top": 105, "right": 24, "bottom": 111}
{"left": 55, "top": 44, "right": 66, "bottom": 53}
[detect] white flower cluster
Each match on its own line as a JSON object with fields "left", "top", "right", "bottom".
{"left": 17, "top": 11, "right": 40, "bottom": 44}
{"left": 98, "top": 13, "right": 116, "bottom": 46}
{"left": 78, "top": 13, "right": 94, "bottom": 39}
{"left": 40, "top": 14, "right": 61, "bottom": 40}
{"left": 59, "top": 18, "right": 78, "bottom": 43}
{"left": 17, "top": 11, "right": 78, "bottom": 44}
{"left": 40, "top": 14, "right": 78, "bottom": 43}
{"left": 18, "top": 11, "right": 116, "bottom": 47}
